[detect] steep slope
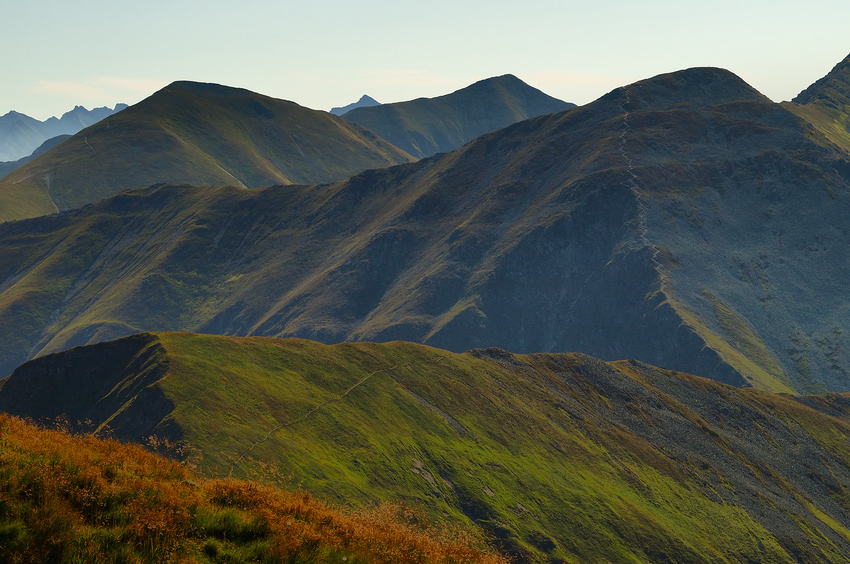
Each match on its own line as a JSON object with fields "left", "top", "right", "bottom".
{"left": 1, "top": 63, "right": 850, "bottom": 392}
{"left": 330, "top": 94, "right": 380, "bottom": 115}
{"left": 618, "top": 63, "right": 850, "bottom": 393}
{"left": 0, "top": 81, "right": 413, "bottom": 221}
{"left": 0, "top": 412, "right": 504, "bottom": 564}
{"left": 786, "top": 52, "right": 850, "bottom": 153}
{"left": 0, "top": 104, "right": 126, "bottom": 161}
{"left": 5, "top": 332, "right": 850, "bottom": 563}
{"left": 341, "top": 75, "right": 574, "bottom": 158}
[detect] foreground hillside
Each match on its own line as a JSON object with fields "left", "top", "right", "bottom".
{"left": 342, "top": 74, "right": 573, "bottom": 157}
{"left": 5, "top": 332, "right": 850, "bottom": 562}
{"left": 0, "top": 81, "right": 413, "bottom": 221}
{"left": 0, "top": 413, "right": 505, "bottom": 564}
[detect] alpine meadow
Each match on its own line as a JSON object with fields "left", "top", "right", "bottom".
{"left": 3, "top": 44, "right": 850, "bottom": 563}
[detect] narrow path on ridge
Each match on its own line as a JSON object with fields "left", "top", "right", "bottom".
{"left": 227, "top": 363, "right": 405, "bottom": 478}
{"left": 618, "top": 87, "right": 668, "bottom": 297}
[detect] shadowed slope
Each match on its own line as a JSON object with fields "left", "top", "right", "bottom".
{"left": 0, "top": 81, "right": 413, "bottom": 221}
{"left": 1, "top": 63, "right": 850, "bottom": 392}
{"left": 4, "top": 332, "right": 850, "bottom": 563}
{"left": 786, "top": 52, "right": 850, "bottom": 153}
{"left": 342, "top": 75, "right": 574, "bottom": 158}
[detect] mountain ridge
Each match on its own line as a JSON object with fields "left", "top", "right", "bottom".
{"left": 4, "top": 331, "right": 850, "bottom": 563}
{"left": 0, "top": 63, "right": 849, "bottom": 394}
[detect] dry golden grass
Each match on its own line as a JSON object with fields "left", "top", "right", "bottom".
{"left": 0, "top": 413, "right": 508, "bottom": 564}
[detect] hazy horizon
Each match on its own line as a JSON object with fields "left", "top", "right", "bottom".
{"left": 3, "top": 0, "right": 849, "bottom": 120}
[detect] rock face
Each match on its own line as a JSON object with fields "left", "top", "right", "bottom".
{"left": 0, "top": 333, "right": 177, "bottom": 441}
{"left": 0, "top": 61, "right": 849, "bottom": 393}
{"left": 341, "top": 74, "right": 574, "bottom": 157}
{"left": 4, "top": 332, "right": 850, "bottom": 563}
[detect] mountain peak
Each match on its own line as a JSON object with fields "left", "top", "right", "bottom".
{"left": 342, "top": 75, "right": 573, "bottom": 157}
{"left": 453, "top": 74, "right": 546, "bottom": 98}
{"left": 793, "top": 52, "right": 850, "bottom": 108}
{"left": 330, "top": 94, "right": 380, "bottom": 116}
{"left": 356, "top": 94, "right": 379, "bottom": 104}
{"left": 609, "top": 67, "right": 768, "bottom": 112}
{"left": 159, "top": 80, "right": 257, "bottom": 99}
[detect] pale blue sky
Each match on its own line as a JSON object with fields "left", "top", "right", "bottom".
{"left": 3, "top": 0, "right": 849, "bottom": 120}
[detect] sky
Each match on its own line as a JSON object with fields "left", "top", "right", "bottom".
{"left": 3, "top": 0, "right": 849, "bottom": 121}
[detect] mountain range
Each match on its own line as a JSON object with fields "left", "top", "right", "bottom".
{"left": 0, "top": 104, "right": 127, "bottom": 162}
{"left": 0, "top": 76, "right": 570, "bottom": 223}
{"left": 2, "top": 54, "right": 850, "bottom": 563}
{"left": 4, "top": 331, "right": 850, "bottom": 563}
{"left": 1, "top": 59, "right": 849, "bottom": 393}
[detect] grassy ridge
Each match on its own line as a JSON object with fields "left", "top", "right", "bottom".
{"left": 0, "top": 413, "right": 507, "bottom": 564}
{"left": 6, "top": 332, "right": 850, "bottom": 562}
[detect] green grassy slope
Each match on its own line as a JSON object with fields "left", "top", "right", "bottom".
{"left": 0, "top": 81, "right": 413, "bottom": 222}
{"left": 5, "top": 332, "right": 850, "bottom": 563}
{"left": 342, "top": 75, "right": 573, "bottom": 158}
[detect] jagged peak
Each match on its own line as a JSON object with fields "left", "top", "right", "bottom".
{"left": 356, "top": 94, "right": 379, "bottom": 104}
{"left": 793, "top": 52, "right": 850, "bottom": 107}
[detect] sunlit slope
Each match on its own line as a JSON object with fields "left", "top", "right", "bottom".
{"left": 342, "top": 74, "right": 573, "bottom": 158}
{"left": 5, "top": 332, "right": 850, "bottom": 562}
{"left": 0, "top": 81, "right": 413, "bottom": 221}
{"left": 0, "top": 412, "right": 505, "bottom": 564}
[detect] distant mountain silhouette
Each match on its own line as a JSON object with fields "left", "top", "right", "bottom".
{"left": 0, "top": 104, "right": 126, "bottom": 161}
{"left": 0, "top": 134, "right": 70, "bottom": 177}
{"left": 330, "top": 94, "right": 380, "bottom": 115}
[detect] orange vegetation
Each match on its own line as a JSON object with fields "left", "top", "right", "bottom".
{"left": 0, "top": 413, "right": 508, "bottom": 564}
